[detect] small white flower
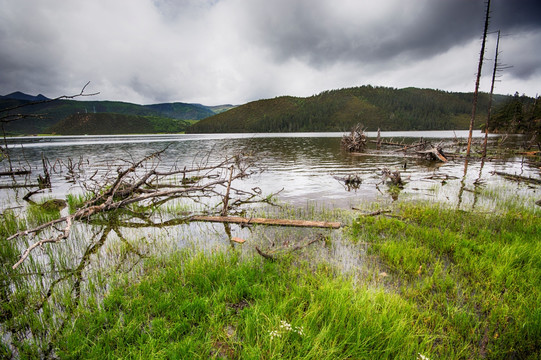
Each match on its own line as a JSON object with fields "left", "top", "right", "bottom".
{"left": 271, "top": 320, "right": 304, "bottom": 339}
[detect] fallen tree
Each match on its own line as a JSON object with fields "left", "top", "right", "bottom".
{"left": 190, "top": 215, "right": 341, "bottom": 229}
{"left": 342, "top": 124, "right": 448, "bottom": 162}
{"left": 7, "top": 148, "right": 277, "bottom": 269}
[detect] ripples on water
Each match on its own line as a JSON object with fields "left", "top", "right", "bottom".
{"left": 2, "top": 131, "right": 539, "bottom": 283}
{"left": 1, "top": 131, "right": 538, "bottom": 209}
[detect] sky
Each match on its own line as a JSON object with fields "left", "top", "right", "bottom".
{"left": 1, "top": 0, "right": 540, "bottom": 105}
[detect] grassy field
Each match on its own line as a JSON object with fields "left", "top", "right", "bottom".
{"left": 1, "top": 197, "right": 540, "bottom": 359}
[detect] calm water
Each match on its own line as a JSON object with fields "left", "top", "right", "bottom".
{"left": 1, "top": 130, "right": 539, "bottom": 209}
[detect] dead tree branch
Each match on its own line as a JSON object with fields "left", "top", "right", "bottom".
{"left": 8, "top": 148, "right": 275, "bottom": 269}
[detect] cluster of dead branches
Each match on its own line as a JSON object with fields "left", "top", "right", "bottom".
{"left": 380, "top": 167, "right": 403, "bottom": 187}
{"left": 7, "top": 148, "right": 274, "bottom": 269}
{"left": 341, "top": 124, "right": 448, "bottom": 163}
{"left": 341, "top": 124, "right": 367, "bottom": 152}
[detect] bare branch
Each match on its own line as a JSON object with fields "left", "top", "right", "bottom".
{"left": 12, "top": 217, "right": 72, "bottom": 269}
{"left": 9, "top": 148, "right": 273, "bottom": 268}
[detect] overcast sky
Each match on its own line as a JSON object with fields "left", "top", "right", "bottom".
{"left": 1, "top": 0, "right": 540, "bottom": 105}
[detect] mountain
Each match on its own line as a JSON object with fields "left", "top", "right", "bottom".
{"left": 48, "top": 113, "right": 192, "bottom": 135}
{"left": 186, "top": 86, "right": 515, "bottom": 133}
{"left": 0, "top": 94, "right": 225, "bottom": 135}
{"left": 1, "top": 91, "right": 50, "bottom": 101}
{"left": 145, "top": 102, "right": 214, "bottom": 120}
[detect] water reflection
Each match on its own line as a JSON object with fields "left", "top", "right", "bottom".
{"left": 1, "top": 131, "right": 539, "bottom": 210}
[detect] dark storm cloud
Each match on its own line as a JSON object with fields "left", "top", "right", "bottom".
{"left": 489, "top": 0, "right": 541, "bottom": 82}
{"left": 491, "top": 0, "right": 541, "bottom": 32}
{"left": 242, "top": 0, "right": 540, "bottom": 68}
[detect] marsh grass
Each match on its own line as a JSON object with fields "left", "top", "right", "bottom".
{"left": 2, "top": 189, "right": 540, "bottom": 359}
{"left": 351, "top": 202, "right": 541, "bottom": 358}
{"left": 55, "top": 252, "right": 432, "bottom": 359}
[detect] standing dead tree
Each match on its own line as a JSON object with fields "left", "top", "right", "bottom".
{"left": 7, "top": 148, "right": 273, "bottom": 269}
{"left": 466, "top": 0, "right": 491, "bottom": 157}
{"left": 482, "top": 30, "right": 501, "bottom": 157}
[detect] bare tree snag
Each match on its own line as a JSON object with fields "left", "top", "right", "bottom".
{"left": 466, "top": 0, "right": 491, "bottom": 157}
{"left": 483, "top": 30, "right": 501, "bottom": 157}
{"left": 342, "top": 124, "right": 367, "bottom": 152}
{"left": 12, "top": 218, "right": 72, "bottom": 269}
{"left": 221, "top": 165, "right": 234, "bottom": 216}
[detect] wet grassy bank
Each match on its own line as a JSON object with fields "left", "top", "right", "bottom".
{"left": 2, "top": 197, "right": 538, "bottom": 359}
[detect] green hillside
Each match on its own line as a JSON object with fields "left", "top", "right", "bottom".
{"left": 187, "top": 86, "right": 514, "bottom": 133}
{"left": 0, "top": 97, "right": 215, "bottom": 135}
{"left": 48, "top": 113, "right": 191, "bottom": 135}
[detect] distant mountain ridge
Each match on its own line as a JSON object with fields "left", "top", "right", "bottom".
{"left": 48, "top": 113, "right": 192, "bottom": 135}
{"left": 1, "top": 91, "right": 50, "bottom": 102}
{"left": 0, "top": 92, "right": 234, "bottom": 135}
{"left": 187, "top": 86, "right": 517, "bottom": 133}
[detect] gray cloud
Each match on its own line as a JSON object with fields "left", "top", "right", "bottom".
{"left": 0, "top": 0, "right": 539, "bottom": 104}
{"left": 242, "top": 0, "right": 484, "bottom": 66}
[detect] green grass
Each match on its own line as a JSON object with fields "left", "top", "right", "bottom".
{"left": 55, "top": 252, "right": 431, "bottom": 359}
{"left": 2, "top": 196, "right": 540, "bottom": 359}
{"left": 350, "top": 202, "right": 541, "bottom": 359}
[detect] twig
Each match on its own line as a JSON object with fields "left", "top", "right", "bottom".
{"left": 12, "top": 217, "right": 72, "bottom": 269}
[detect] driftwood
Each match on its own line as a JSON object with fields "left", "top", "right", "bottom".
{"left": 381, "top": 167, "right": 403, "bottom": 186}
{"left": 342, "top": 124, "right": 367, "bottom": 152}
{"left": 493, "top": 171, "right": 541, "bottom": 185}
{"left": 8, "top": 149, "right": 274, "bottom": 269}
{"left": 333, "top": 174, "right": 362, "bottom": 191}
{"left": 190, "top": 215, "right": 341, "bottom": 229}
{"left": 0, "top": 170, "right": 31, "bottom": 176}
{"left": 416, "top": 147, "right": 448, "bottom": 162}
{"left": 343, "top": 129, "right": 450, "bottom": 163}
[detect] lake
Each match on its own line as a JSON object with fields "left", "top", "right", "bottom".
{"left": 1, "top": 130, "right": 539, "bottom": 210}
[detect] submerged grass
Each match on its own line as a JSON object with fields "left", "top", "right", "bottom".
{"left": 53, "top": 201, "right": 540, "bottom": 359}
{"left": 351, "top": 202, "right": 541, "bottom": 359}
{"left": 1, "top": 191, "right": 540, "bottom": 359}
{"left": 55, "top": 252, "right": 431, "bottom": 359}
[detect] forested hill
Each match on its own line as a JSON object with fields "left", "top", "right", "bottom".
{"left": 187, "top": 86, "right": 514, "bottom": 133}
{"left": 48, "top": 113, "right": 192, "bottom": 135}
{"left": 0, "top": 95, "right": 219, "bottom": 135}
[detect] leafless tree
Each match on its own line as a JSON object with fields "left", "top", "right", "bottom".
{"left": 466, "top": 0, "right": 491, "bottom": 157}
